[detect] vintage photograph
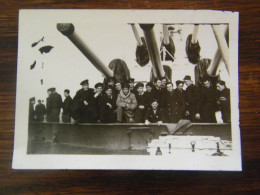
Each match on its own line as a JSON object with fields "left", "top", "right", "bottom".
{"left": 13, "top": 10, "right": 240, "bottom": 170}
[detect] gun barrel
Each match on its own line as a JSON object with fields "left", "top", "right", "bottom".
{"left": 57, "top": 23, "right": 113, "bottom": 78}
{"left": 207, "top": 25, "right": 229, "bottom": 76}
{"left": 140, "top": 24, "right": 165, "bottom": 78}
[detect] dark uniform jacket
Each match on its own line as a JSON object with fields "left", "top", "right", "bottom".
{"left": 163, "top": 90, "right": 186, "bottom": 123}
{"left": 93, "top": 93, "right": 103, "bottom": 122}
{"left": 216, "top": 88, "right": 230, "bottom": 123}
{"left": 100, "top": 93, "right": 117, "bottom": 123}
{"left": 153, "top": 87, "right": 163, "bottom": 107}
{"left": 135, "top": 92, "right": 148, "bottom": 123}
{"left": 29, "top": 103, "right": 36, "bottom": 122}
{"left": 46, "top": 92, "right": 62, "bottom": 122}
{"left": 62, "top": 96, "right": 72, "bottom": 115}
{"left": 144, "top": 91, "right": 155, "bottom": 109}
{"left": 200, "top": 86, "right": 217, "bottom": 123}
{"left": 145, "top": 107, "right": 163, "bottom": 123}
{"left": 185, "top": 84, "right": 200, "bottom": 122}
{"left": 71, "top": 88, "right": 95, "bottom": 122}
{"left": 35, "top": 103, "right": 46, "bottom": 122}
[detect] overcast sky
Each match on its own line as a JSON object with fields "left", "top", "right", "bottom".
{"left": 18, "top": 12, "right": 229, "bottom": 102}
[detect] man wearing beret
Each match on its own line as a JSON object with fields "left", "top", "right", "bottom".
{"left": 71, "top": 79, "right": 95, "bottom": 123}
{"left": 99, "top": 85, "right": 117, "bottom": 123}
{"left": 183, "top": 75, "right": 201, "bottom": 122}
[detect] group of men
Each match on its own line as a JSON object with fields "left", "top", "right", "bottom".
{"left": 29, "top": 75, "right": 231, "bottom": 124}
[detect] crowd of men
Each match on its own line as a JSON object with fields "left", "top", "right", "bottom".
{"left": 29, "top": 75, "right": 231, "bottom": 124}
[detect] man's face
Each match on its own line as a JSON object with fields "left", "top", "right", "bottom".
{"left": 129, "top": 82, "right": 134, "bottom": 88}
{"left": 166, "top": 84, "right": 173, "bottom": 92}
{"left": 82, "top": 84, "right": 89, "bottom": 91}
{"left": 216, "top": 84, "right": 225, "bottom": 91}
{"left": 106, "top": 89, "right": 112, "bottom": 96}
{"left": 156, "top": 80, "right": 162, "bottom": 88}
{"left": 96, "top": 86, "right": 103, "bottom": 94}
{"left": 177, "top": 83, "right": 184, "bottom": 90}
{"left": 162, "top": 79, "right": 167, "bottom": 86}
{"left": 151, "top": 102, "right": 158, "bottom": 110}
{"left": 137, "top": 87, "right": 143, "bottom": 94}
{"left": 184, "top": 80, "right": 192, "bottom": 86}
{"left": 47, "top": 91, "right": 52, "bottom": 96}
{"left": 64, "top": 92, "right": 69, "bottom": 97}
{"left": 146, "top": 86, "right": 152, "bottom": 92}
{"left": 108, "top": 81, "right": 114, "bottom": 86}
{"left": 203, "top": 80, "right": 211, "bottom": 88}
{"left": 122, "top": 88, "right": 129, "bottom": 95}
{"left": 115, "top": 83, "right": 121, "bottom": 91}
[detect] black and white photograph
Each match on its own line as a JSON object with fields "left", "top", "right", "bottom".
{"left": 13, "top": 10, "right": 240, "bottom": 170}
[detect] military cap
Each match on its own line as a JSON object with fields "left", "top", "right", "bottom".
{"left": 175, "top": 80, "right": 184, "bottom": 86}
{"left": 104, "top": 85, "right": 113, "bottom": 91}
{"left": 168, "top": 26, "right": 175, "bottom": 31}
{"left": 146, "top": 82, "right": 153, "bottom": 87}
{"left": 107, "top": 77, "right": 115, "bottom": 82}
{"left": 135, "top": 82, "right": 144, "bottom": 89}
{"left": 29, "top": 97, "right": 35, "bottom": 102}
{"left": 127, "top": 78, "right": 135, "bottom": 83}
{"left": 183, "top": 75, "right": 191, "bottom": 81}
{"left": 94, "top": 82, "right": 103, "bottom": 89}
{"left": 122, "top": 83, "right": 130, "bottom": 89}
{"left": 80, "top": 79, "right": 89, "bottom": 85}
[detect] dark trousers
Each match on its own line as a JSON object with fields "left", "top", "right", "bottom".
{"left": 62, "top": 113, "right": 71, "bottom": 123}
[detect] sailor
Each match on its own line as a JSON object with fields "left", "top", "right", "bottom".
{"left": 46, "top": 88, "right": 62, "bottom": 122}
{"left": 116, "top": 83, "right": 137, "bottom": 123}
{"left": 71, "top": 79, "right": 95, "bottom": 123}
{"left": 29, "top": 97, "right": 36, "bottom": 122}
{"left": 115, "top": 81, "right": 122, "bottom": 96}
{"left": 200, "top": 77, "right": 217, "bottom": 123}
{"left": 145, "top": 99, "right": 163, "bottom": 125}
{"left": 163, "top": 82, "right": 186, "bottom": 123}
{"left": 183, "top": 75, "right": 201, "bottom": 122}
{"left": 144, "top": 82, "right": 155, "bottom": 108}
{"left": 127, "top": 78, "right": 135, "bottom": 94}
{"left": 99, "top": 85, "right": 117, "bottom": 123}
{"left": 134, "top": 82, "right": 147, "bottom": 123}
{"left": 62, "top": 89, "right": 72, "bottom": 123}
{"left": 35, "top": 99, "right": 46, "bottom": 122}
{"left": 153, "top": 78, "right": 163, "bottom": 107}
{"left": 216, "top": 80, "right": 231, "bottom": 123}
{"left": 174, "top": 80, "right": 186, "bottom": 118}
{"left": 93, "top": 82, "right": 104, "bottom": 122}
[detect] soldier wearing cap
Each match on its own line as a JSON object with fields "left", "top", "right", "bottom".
{"left": 29, "top": 97, "right": 36, "bottom": 122}
{"left": 216, "top": 80, "right": 230, "bottom": 123}
{"left": 174, "top": 80, "right": 186, "bottom": 118}
{"left": 116, "top": 83, "right": 137, "bottom": 123}
{"left": 162, "top": 82, "right": 186, "bottom": 123}
{"left": 71, "top": 79, "right": 95, "bottom": 123}
{"left": 99, "top": 85, "right": 117, "bottom": 123}
{"left": 183, "top": 75, "right": 201, "bottom": 122}
{"left": 105, "top": 77, "right": 117, "bottom": 96}
{"left": 62, "top": 89, "right": 72, "bottom": 123}
{"left": 144, "top": 82, "right": 155, "bottom": 108}
{"left": 35, "top": 99, "right": 46, "bottom": 122}
{"left": 93, "top": 82, "right": 104, "bottom": 122}
{"left": 46, "top": 88, "right": 62, "bottom": 122}
{"left": 200, "top": 77, "right": 217, "bottom": 123}
{"left": 127, "top": 78, "right": 135, "bottom": 93}
{"left": 134, "top": 82, "right": 147, "bottom": 123}
{"left": 153, "top": 78, "right": 163, "bottom": 107}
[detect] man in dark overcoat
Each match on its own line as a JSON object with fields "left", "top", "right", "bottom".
{"left": 71, "top": 80, "right": 95, "bottom": 123}
{"left": 62, "top": 89, "right": 72, "bottom": 123}
{"left": 183, "top": 75, "right": 201, "bottom": 122}
{"left": 46, "top": 88, "right": 62, "bottom": 122}
{"left": 99, "top": 85, "right": 117, "bottom": 123}
{"left": 35, "top": 100, "right": 46, "bottom": 122}
{"left": 216, "top": 80, "right": 231, "bottom": 123}
{"left": 200, "top": 78, "right": 217, "bottom": 123}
